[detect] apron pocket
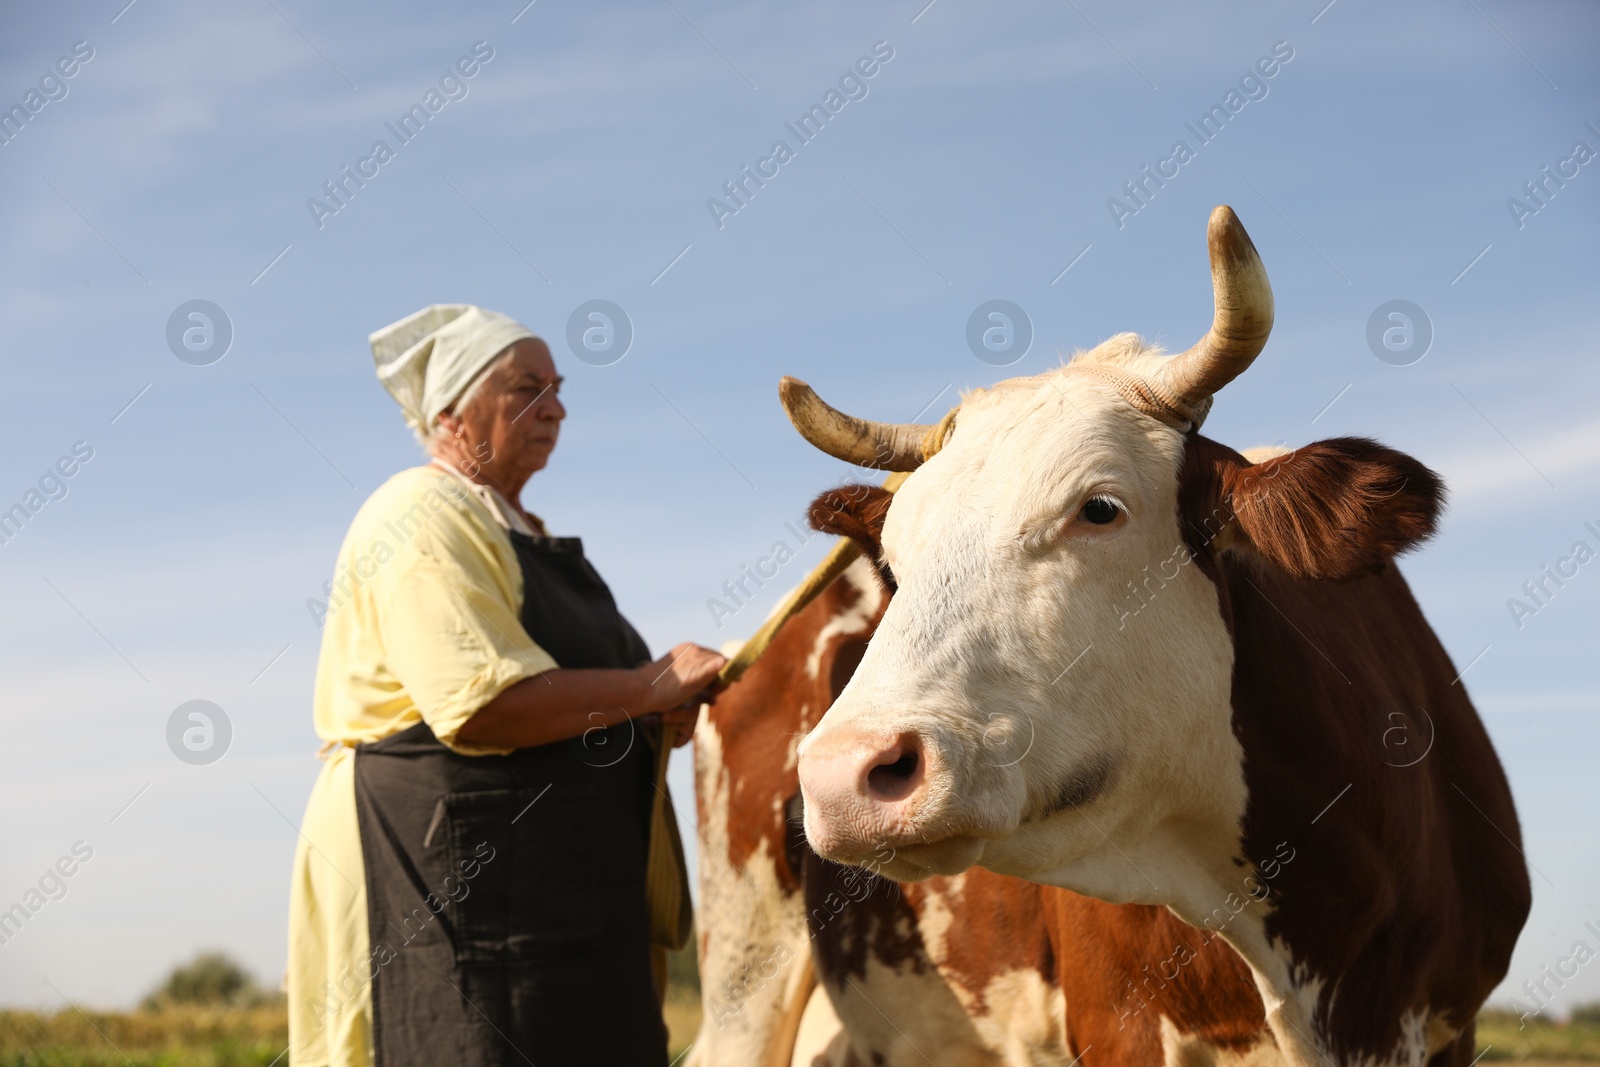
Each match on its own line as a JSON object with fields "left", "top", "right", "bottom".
{"left": 444, "top": 784, "right": 605, "bottom": 963}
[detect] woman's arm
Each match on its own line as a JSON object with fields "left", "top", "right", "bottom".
{"left": 454, "top": 642, "right": 725, "bottom": 750}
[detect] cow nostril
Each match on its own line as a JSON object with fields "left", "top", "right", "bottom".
{"left": 865, "top": 748, "right": 921, "bottom": 801}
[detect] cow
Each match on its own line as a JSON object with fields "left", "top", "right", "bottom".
{"left": 785, "top": 206, "right": 1532, "bottom": 1067}
{"left": 690, "top": 554, "right": 1279, "bottom": 1066}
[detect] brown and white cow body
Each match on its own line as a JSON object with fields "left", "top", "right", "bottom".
{"left": 789, "top": 208, "right": 1532, "bottom": 1067}
{"left": 691, "top": 556, "right": 1280, "bottom": 1066}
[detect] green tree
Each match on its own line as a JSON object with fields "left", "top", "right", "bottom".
{"left": 141, "top": 951, "right": 275, "bottom": 1011}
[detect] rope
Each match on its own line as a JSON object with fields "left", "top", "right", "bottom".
{"left": 920, "top": 406, "right": 959, "bottom": 463}
{"left": 716, "top": 403, "right": 958, "bottom": 687}
{"left": 716, "top": 538, "right": 858, "bottom": 685}
{"left": 717, "top": 469, "right": 910, "bottom": 686}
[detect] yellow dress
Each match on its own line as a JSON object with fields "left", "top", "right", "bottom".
{"left": 287, "top": 465, "right": 556, "bottom": 1067}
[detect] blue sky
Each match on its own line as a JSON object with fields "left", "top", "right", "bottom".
{"left": 1, "top": 0, "right": 1596, "bottom": 1018}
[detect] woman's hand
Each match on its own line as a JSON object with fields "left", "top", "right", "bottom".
{"left": 635, "top": 643, "right": 727, "bottom": 713}
{"left": 659, "top": 703, "right": 701, "bottom": 748}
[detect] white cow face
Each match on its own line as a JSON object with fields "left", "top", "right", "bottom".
{"left": 795, "top": 339, "right": 1243, "bottom": 898}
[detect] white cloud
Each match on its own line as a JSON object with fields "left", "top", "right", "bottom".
{"left": 1434, "top": 416, "right": 1600, "bottom": 508}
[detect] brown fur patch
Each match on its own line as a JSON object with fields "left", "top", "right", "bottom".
{"left": 809, "top": 484, "right": 896, "bottom": 589}
{"left": 1043, "top": 894, "right": 1267, "bottom": 1063}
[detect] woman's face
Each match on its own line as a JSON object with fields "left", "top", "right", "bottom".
{"left": 454, "top": 338, "right": 566, "bottom": 478}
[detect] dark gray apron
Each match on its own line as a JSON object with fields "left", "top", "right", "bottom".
{"left": 354, "top": 529, "right": 668, "bottom": 1067}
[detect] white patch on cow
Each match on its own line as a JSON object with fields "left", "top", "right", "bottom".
{"left": 1158, "top": 1014, "right": 1284, "bottom": 1067}
{"left": 785, "top": 713, "right": 804, "bottom": 779}
{"left": 804, "top": 557, "right": 885, "bottom": 683}
{"left": 965, "top": 968, "right": 1071, "bottom": 1066}
{"left": 1385, "top": 1009, "right": 1434, "bottom": 1067}
{"left": 823, "top": 954, "right": 1073, "bottom": 1067}
{"left": 691, "top": 708, "right": 815, "bottom": 1066}
{"left": 913, "top": 874, "right": 963, "bottom": 965}
{"left": 810, "top": 872, "right": 1070, "bottom": 1064}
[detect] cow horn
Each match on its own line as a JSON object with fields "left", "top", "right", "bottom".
{"left": 779, "top": 377, "right": 932, "bottom": 471}
{"left": 1157, "top": 205, "right": 1274, "bottom": 416}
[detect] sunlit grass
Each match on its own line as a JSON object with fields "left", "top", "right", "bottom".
{"left": 0, "top": 1003, "right": 289, "bottom": 1066}
{"left": 0, "top": 998, "right": 704, "bottom": 1067}
{"left": 6, "top": 1000, "right": 1592, "bottom": 1065}
{"left": 1477, "top": 1010, "right": 1600, "bottom": 1062}
{"left": 0, "top": 937, "right": 705, "bottom": 1066}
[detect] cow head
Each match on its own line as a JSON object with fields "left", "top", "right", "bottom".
{"left": 791, "top": 207, "right": 1442, "bottom": 911}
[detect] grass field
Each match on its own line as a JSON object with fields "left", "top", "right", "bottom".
{"left": 0, "top": 987, "right": 704, "bottom": 1067}
{"left": 0, "top": 996, "right": 701, "bottom": 1066}
{"left": 0, "top": 1004, "right": 289, "bottom": 1066}
{"left": 1475, "top": 1011, "right": 1600, "bottom": 1062}
{"left": 1, "top": 1001, "right": 1593, "bottom": 1064}
{"left": 0, "top": 943, "right": 706, "bottom": 1066}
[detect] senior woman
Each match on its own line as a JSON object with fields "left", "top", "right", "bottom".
{"left": 288, "top": 305, "right": 724, "bottom": 1067}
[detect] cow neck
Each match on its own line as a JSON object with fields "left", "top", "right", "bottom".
{"left": 1175, "top": 436, "right": 1529, "bottom": 1067}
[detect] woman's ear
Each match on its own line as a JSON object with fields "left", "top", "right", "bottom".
{"left": 1217, "top": 437, "right": 1445, "bottom": 581}
{"left": 433, "top": 410, "right": 462, "bottom": 439}
{"left": 808, "top": 485, "right": 896, "bottom": 590}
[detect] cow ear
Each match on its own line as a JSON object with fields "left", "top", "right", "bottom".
{"left": 808, "top": 485, "right": 896, "bottom": 588}
{"left": 1218, "top": 437, "right": 1445, "bottom": 581}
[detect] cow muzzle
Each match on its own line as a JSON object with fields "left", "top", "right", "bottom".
{"left": 798, "top": 725, "right": 993, "bottom": 877}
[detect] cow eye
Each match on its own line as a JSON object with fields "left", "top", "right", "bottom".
{"left": 1081, "top": 496, "right": 1120, "bottom": 525}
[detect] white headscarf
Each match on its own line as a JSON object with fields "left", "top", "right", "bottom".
{"left": 370, "top": 304, "right": 541, "bottom": 441}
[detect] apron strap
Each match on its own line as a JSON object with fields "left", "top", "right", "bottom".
{"left": 645, "top": 722, "right": 693, "bottom": 957}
